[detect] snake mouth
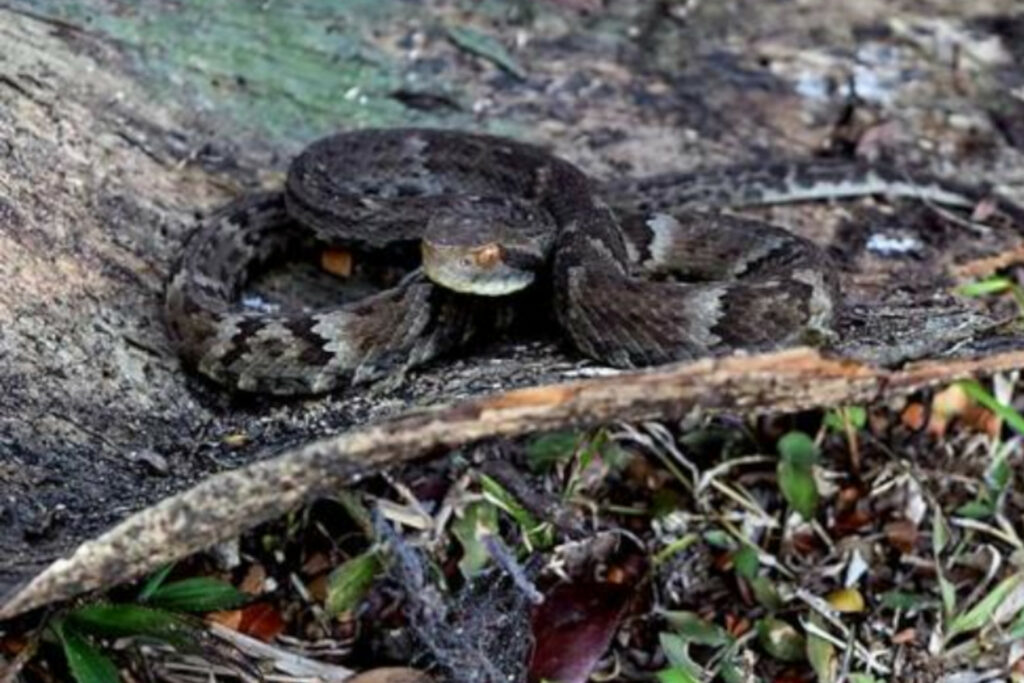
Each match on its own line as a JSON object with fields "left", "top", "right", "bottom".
{"left": 421, "top": 240, "right": 536, "bottom": 296}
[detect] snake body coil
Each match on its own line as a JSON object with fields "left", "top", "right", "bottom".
{"left": 165, "top": 128, "right": 1007, "bottom": 395}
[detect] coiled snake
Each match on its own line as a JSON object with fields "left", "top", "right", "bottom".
{"left": 165, "top": 128, "right": 1018, "bottom": 395}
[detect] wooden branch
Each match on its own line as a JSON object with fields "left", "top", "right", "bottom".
{"left": 5, "top": 346, "right": 1024, "bottom": 620}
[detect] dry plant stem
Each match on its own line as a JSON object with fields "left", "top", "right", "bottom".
{"left": 5, "top": 347, "right": 1024, "bottom": 620}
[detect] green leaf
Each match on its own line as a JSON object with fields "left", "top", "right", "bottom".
{"left": 1008, "top": 609, "right": 1024, "bottom": 639}
{"left": 848, "top": 675, "right": 881, "bottom": 683}
{"left": 702, "top": 530, "right": 734, "bottom": 549}
{"left": 947, "top": 572, "right": 1024, "bottom": 640}
{"left": 985, "top": 451, "right": 1011, "bottom": 494}
{"left": 596, "top": 440, "right": 632, "bottom": 471}
{"left": 55, "top": 621, "right": 120, "bottom": 683}
{"left": 938, "top": 571, "right": 956, "bottom": 621}
{"left": 333, "top": 490, "right": 374, "bottom": 537}
{"left": 136, "top": 563, "right": 174, "bottom": 602}
{"left": 750, "top": 576, "right": 785, "bottom": 611}
{"left": 776, "top": 432, "right": 820, "bottom": 521}
{"left": 805, "top": 614, "right": 836, "bottom": 683}
{"left": 824, "top": 406, "right": 866, "bottom": 432}
{"left": 879, "top": 591, "right": 938, "bottom": 611}
{"left": 656, "top": 667, "right": 700, "bottom": 683}
{"left": 958, "top": 379, "right": 1024, "bottom": 435}
{"left": 651, "top": 488, "right": 687, "bottom": 519}
{"left": 777, "top": 431, "right": 818, "bottom": 468}
{"left": 451, "top": 500, "right": 500, "bottom": 578}
{"left": 325, "top": 550, "right": 382, "bottom": 616}
{"left": 479, "top": 473, "right": 552, "bottom": 550}
{"left": 525, "top": 431, "right": 581, "bottom": 471}
{"left": 756, "top": 617, "right": 806, "bottom": 662}
{"left": 445, "top": 25, "right": 527, "bottom": 80}
{"left": 845, "top": 406, "right": 867, "bottom": 428}
{"left": 658, "top": 632, "right": 702, "bottom": 675}
{"left": 777, "top": 460, "right": 818, "bottom": 521}
{"left": 931, "top": 509, "right": 955, "bottom": 620}
{"left": 931, "top": 509, "right": 949, "bottom": 556}
{"left": 954, "top": 499, "right": 994, "bottom": 519}
{"left": 956, "top": 277, "right": 1013, "bottom": 297}
{"left": 733, "top": 546, "right": 759, "bottom": 580}
{"left": 66, "top": 604, "right": 201, "bottom": 648}
{"left": 660, "top": 611, "right": 731, "bottom": 647}
{"left": 717, "top": 652, "right": 748, "bottom": 683}
{"left": 653, "top": 534, "right": 699, "bottom": 567}
{"left": 147, "top": 577, "right": 249, "bottom": 612}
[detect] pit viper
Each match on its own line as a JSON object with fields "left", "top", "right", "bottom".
{"left": 165, "top": 128, "right": 1021, "bottom": 394}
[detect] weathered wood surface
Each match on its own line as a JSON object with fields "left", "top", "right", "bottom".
{"left": 2, "top": 0, "right": 1024, "bottom": 617}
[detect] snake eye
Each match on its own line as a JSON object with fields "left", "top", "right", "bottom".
{"left": 473, "top": 243, "right": 503, "bottom": 269}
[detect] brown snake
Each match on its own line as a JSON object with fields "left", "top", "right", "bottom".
{"left": 164, "top": 128, "right": 1022, "bottom": 395}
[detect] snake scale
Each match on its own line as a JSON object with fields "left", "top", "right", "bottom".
{"left": 165, "top": 128, "right": 1022, "bottom": 395}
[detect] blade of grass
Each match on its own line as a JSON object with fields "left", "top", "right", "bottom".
{"left": 958, "top": 380, "right": 1024, "bottom": 435}
{"left": 54, "top": 621, "right": 120, "bottom": 683}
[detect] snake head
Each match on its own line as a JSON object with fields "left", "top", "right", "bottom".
{"left": 421, "top": 197, "right": 554, "bottom": 296}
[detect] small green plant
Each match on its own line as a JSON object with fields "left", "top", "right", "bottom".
{"left": 776, "top": 431, "right": 819, "bottom": 521}
{"left": 731, "top": 544, "right": 783, "bottom": 611}
{"left": 957, "top": 379, "right": 1024, "bottom": 435}
{"left": 450, "top": 500, "right": 502, "bottom": 578}
{"left": 823, "top": 405, "right": 866, "bottom": 434}
{"left": 479, "top": 473, "right": 555, "bottom": 551}
{"left": 324, "top": 550, "right": 383, "bottom": 616}
{"left": 47, "top": 565, "right": 248, "bottom": 682}
{"left": 655, "top": 610, "right": 745, "bottom": 682}
{"left": 525, "top": 428, "right": 629, "bottom": 505}
{"left": 957, "top": 275, "right": 1024, "bottom": 317}
{"left": 944, "top": 572, "right": 1024, "bottom": 645}
{"left": 951, "top": 380, "right": 1020, "bottom": 518}
{"left": 824, "top": 405, "right": 866, "bottom": 471}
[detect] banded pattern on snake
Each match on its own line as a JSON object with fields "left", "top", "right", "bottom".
{"left": 164, "top": 128, "right": 1021, "bottom": 395}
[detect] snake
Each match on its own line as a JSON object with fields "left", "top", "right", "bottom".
{"left": 164, "top": 128, "right": 1023, "bottom": 395}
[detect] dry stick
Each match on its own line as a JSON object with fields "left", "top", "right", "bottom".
{"left": 4, "top": 347, "right": 1024, "bottom": 620}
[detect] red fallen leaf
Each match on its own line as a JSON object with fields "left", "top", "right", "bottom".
{"left": 837, "top": 485, "right": 862, "bottom": 509}
{"left": 771, "top": 674, "right": 806, "bottom": 683}
{"left": 712, "top": 551, "right": 732, "bottom": 572}
{"left": 0, "top": 634, "right": 27, "bottom": 655}
{"left": 736, "top": 576, "right": 754, "bottom": 605}
{"left": 892, "top": 628, "right": 917, "bottom": 645}
{"left": 206, "top": 609, "right": 244, "bottom": 631}
{"left": 302, "top": 552, "right": 332, "bottom": 576}
{"left": 237, "top": 602, "right": 285, "bottom": 642}
{"left": 832, "top": 508, "right": 873, "bottom": 536}
{"left": 528, "top": 582, "right": 632, "bottom": 683}
{"left": 962, "top": 405, "right": 1000, "bottom": 437}
{"left": 789, "top": 529, "right": 818, "bottom": 555}
{"left": 885, "top": 519, "right": 919, "bottom": 554}
{"left": 239, "top": 563, "right": 267, "bottom": 595}
{"left": 724, "top": 614, "right": 751, "bottom": 638}
{"left": 901, "top": 402, "right": 927, "bottom": 431}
